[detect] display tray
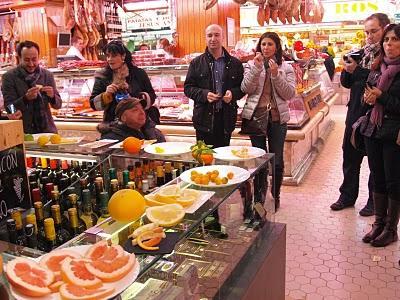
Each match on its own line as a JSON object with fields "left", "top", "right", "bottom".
{"left": 213, "top": 146, "right": 266, "bottom": 161}
{"left": 7, "top": 245, "right": 140, "bottom": 300}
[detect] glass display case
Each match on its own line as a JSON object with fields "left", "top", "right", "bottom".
{"left": 0, "top": 146, "right": 283, "bottom": 299}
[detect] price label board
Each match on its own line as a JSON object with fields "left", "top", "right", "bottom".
{"left": 302, "top": 88, "right": 327, "bottom": 118}
{"left": 0, "top": 144, "right": 30, "bottom": 225}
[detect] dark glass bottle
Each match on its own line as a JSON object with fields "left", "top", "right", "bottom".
{"left": 44, "top": 182, "right": 54, "bottom": 203}
{"left": 6, "top": 219, "right": 18, "bottom": 244}
{"left": 40, "top": 176, "right": 50, "bottom": 200}
{"left": 122, "top": 170, "right": 130, "bottom": 188}
{"left": 109, "top": 179, "right": 119, "bottom": 196}
{"left": 42, "top": 218, "right": 57, "bottom": 252}
{"left": 11, "top": 209, "right": 27, "bottom": 246}
{"left": 25, "top": 224, "right": 38, "bottom": 249}
{"left": 97, "top": 191, "right": 110, "bottom": 224}
{"left": 31, "top": 188, "right": 42, "bottom": 203}
{"left": 51, "top": 204, "right": 71, "bottom": 246}
{"left": 128, "top": 165, "right": 135, "bottom": 182}
{"left": 94, "top": 177, "right": 104, "bottom": 213}
{"left": 67, "top": 194, "right": 86, "bottom": 233}
{"left": 156, "top": 165, "right": 165, "bottom": 187}
{"left": 68, "top": 208, "right": 83, "bottom": 237}
{"left": 34, "top": 201, "right": 46, "bottom": 248}
{"left": 48, "top": 159, "right": 58, "bottom": 183}
{"left": 164, "top": 162, "right": 173, "bottom": 183}
{"left": 109, "top": 168, "right": 117, "bottom": 181}
{"left": 80, "top": 189, "right": 98, "bottom": 229}
{"left": 143, "top": 159, "right": 150, "bottom": 177}
{"left": 51, "top": 190, "right": 61, "bottom": 206}
{"left": 127, "top": 181, "right": 135, "bottom": 190}
{"left": 25, "top": 213, "right": 38, "bottom": 234}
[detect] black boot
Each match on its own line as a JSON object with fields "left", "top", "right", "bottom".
{"left": 371, "top": 197, "right": 400, "bottom": 247}
{"left": 359, "top": 196, "right": 374, "bottom": 217}
{"left": 362, "top": 193, "right": 387, "bottom": 243}
{"left": 272, "top": 169, "right": 283, "bottom": 212}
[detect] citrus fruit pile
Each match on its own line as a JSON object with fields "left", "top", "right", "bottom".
{"left": 128, "top": 222, "right": 166, "bottom": 251}
{"left": 6, "top": 241, "right": 137, "bottom": 299}
{"left": 144, "top": 184, "right": 200, "bottom": 208}
{"left": 190, "top": 140, "right": 215, "bottom": 165}
{"left": 190, "top": 169, "right": 234, "bottom": 186}
{"left": 146, "top": 203, "right": 185, "bottom": 227}
{"left": 24, "top": 134, "right": 34, "bottom": 142}
{"left": 108, "top": 189, "right": 146, "bottom": 222}
{"left": 122, "top": 137, "right": 143, "bottom": 154}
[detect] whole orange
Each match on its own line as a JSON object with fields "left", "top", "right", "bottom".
{"left": 122, "top": 137, "right": 143, "bottom": 154}
{"left": 199, "top": 153, "right": 214, "bottom": 165}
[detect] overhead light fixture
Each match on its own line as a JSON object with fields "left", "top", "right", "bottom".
{"left": 124, "top": 0, "right": 168, "bottom": 11}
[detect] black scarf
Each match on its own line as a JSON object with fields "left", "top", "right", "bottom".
{"left": 19, "top": 66, "right": 47, "bottom": 133}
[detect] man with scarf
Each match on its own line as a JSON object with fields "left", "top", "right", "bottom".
{"left": 1, "top": 40, "right": 62, "bottom": 133}
{"left": 330, "top": 13, "right": 390, "bottom": 215}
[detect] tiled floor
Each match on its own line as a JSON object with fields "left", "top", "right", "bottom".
{"left": 277, "top": 105, "right": 400, "bottom": 300}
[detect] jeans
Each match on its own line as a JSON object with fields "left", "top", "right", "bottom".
{"left": 250, "top": 121, "right": 287, "bottom": 201}
{"left": 339, "top": 125, "right": 373, "bottom": 204}
{"left": 365, "top": 136, "right": 400, "bottom": 199}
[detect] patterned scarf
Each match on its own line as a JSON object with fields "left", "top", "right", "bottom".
{"left": 20, "top": 66, "right": 47, "bottom": 132}
{"left": 360, "top": 42, "right": 381, "bottom": 69}
{"left": 370, "top": 56, "right": 400, "bottom": 127}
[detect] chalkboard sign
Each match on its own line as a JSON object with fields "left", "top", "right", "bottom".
{"left": 0, "top": 144, "right": 30, "bottom": 224}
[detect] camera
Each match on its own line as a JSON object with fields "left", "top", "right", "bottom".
{"left": 343, "top": 49, "right": 364, "bottom": 64}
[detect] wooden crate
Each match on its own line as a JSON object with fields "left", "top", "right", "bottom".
{"left": 0, "top": 120, "right": 24, "bottom": 152}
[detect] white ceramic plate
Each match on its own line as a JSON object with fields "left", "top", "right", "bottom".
{"left": 180, "top": 165, "right": 250, "bottom": 188}
{"left": 144, "top": 142, "right": 193, "bottom": 156}
{"left": 213, "top": 146, "right": 266, "bottom": 161}
{"left": 9, "top": 245, "right": 140, "bottom": 300}
{"left": 109, "top": 139, "right": 157, "bottom": 149}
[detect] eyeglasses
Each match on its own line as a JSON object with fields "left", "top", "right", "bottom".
{"left": 365, "top": 28, "right": 381, "bottom": 35}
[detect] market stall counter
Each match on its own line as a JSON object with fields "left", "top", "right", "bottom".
{"left": 0, "top": 141, "right": 286, "bottom": 300}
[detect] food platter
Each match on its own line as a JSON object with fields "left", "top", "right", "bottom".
{"left": 24, "top": 133, "right": 84, "bottom": 145}
{"left": 180, "top": 165, "right": 250, "bottom": 188}
{"left": 8, "top": 244, "right": 140, "bottom": 300}
{"left": 213, "top": 146, "right": 266, "bottom": 161}
{"left": 143, "top": 142, "right": 193, "bottom": 156}
{"left": 109, "top": 139, "right": 156, "bottom": 149}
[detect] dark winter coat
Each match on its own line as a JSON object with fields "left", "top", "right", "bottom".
{"left": 340, "top": 66, "right": 370, "bottom": 127}
{"left": 90, "top": 65, "right": 157, "bottom": 124}
{"left": 184, "top": 47, "right": 245, "bottom": 134}
{"left": 1, "top": 66, "right": 62, "bottom": 133}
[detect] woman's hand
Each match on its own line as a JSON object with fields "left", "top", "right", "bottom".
{"left": 269, "top": 59, "right": 279, "bottom": 77}
{"left": 253, "top": 52, "right": 263, "bottom": 69}
{"left": 106, "top": 83, "right": 119, "bottom": 94}
{"left": 364, "top": 86, "right": 382, "bottom": 105}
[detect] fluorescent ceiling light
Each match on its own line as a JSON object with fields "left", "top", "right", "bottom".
{"left": 124, "top": 0, "right": 168, "bottom": 11}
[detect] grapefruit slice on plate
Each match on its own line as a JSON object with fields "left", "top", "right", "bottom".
{"left": 39, "top": 249, "right": 81, "bottom": 276}
{"left": 61, "top": 258, "right": 102, "bottom": 288}
{"left": 59, "top": 283, "right": 114, "bottom": 300}
{"left": 6, "top": 257, "right": 54, "bottom": 297}
{"left": 85, "top": 240, "right": 124, "bottom": 261}
{"left": 85, "top": 253, "right": 136, "bottom": 282}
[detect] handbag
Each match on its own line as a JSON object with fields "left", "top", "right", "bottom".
{"left": 350, "top": 115, "right": 368, "bottom": 154}
{"left": 239, "top": 107, "right": 269, "bottom": 136}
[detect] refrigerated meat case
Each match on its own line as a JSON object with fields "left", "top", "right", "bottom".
{"left": 0, "top": 146, "right": 286, "bottom": 300}
{"left": 0, "top": 63, "right": 338, "bottom": 185}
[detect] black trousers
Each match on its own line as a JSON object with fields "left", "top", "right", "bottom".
{"left": 339, "top": 125, "right": 373, "bottom": 204}
{"left": 365, "top": 136, "right": 400, "bottom": 199}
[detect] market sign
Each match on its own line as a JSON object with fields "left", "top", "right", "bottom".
{"left": 125, "top": 10, "right": 171, "bottom": 31}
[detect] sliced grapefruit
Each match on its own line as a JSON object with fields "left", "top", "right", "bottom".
{"left": 59, "top": 283, "right": 114, "bottom": 300}
{"left": 85, "top": 240, "right": 124, "bottom": 261}
{"left": 6, "top": 257, "right": 54, "bottom": 297}
{"left": 49, "top": 280, "right": 64, "bottom": 293}
{"left": 146, "top": 203, "right": 185, "bottom": 227}
{"left": 85, "top": 253, "right": 136, "bottom": 282}
{"left": 61, "top": 258, "right": 102, "bottom": 288}
{"left": 39, "top": 249, "right": 81, "bottom": 276}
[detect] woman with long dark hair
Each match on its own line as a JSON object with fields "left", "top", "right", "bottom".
{"left": 362, "top": 23, "right": 400, "bottom": 247}
{"left": 241, "top": 32, "right": 296, "bottom": 210}
{"left": 90, "top": 40, "right": 158, "bottom": 129}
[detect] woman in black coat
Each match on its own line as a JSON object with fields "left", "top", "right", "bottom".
{"left": 361, "top": 24, "right": 400, "bottom": 247}
{"left": 90, "top": 41, "right": 159, "bottom": 128}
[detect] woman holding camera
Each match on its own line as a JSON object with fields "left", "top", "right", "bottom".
{"left": 90, "top": 40, "right": 158, "bottom": 131}
{"left": 241, "top": 32, "right": 296, "bottom": 210}
{"left": 361, "top": 23, "right": 400, "bottom": 247}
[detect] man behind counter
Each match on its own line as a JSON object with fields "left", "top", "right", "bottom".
{"left": 66, "top": 36, "right": 86, "bottom": 60}
{"left": 1, "top": 40, "right": 62, "bottom": 133}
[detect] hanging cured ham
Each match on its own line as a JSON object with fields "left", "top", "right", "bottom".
{"left": 257, "top": 3, "right": 266, "bottom": 26}
{"left": 64, "top": 0, "right": 75, "bottom": 30}
{"left": 203, "top": 0, "right": 218, "bottom": 10}
{"left": 264, "top": 4, "right": 271, "bottom": 24}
